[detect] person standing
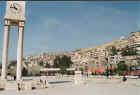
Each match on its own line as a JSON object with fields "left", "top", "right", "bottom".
{"left": 122, "top": 71, "right": 127, "bottom": 82}
{"left": 106, "top": 66, "right": 109, "bottom": 79}
{"left": 17, "top": 83, "right": 20, "bottom": 91}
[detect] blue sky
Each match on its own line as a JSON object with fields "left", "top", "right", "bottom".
{"left": 0, "top": 1, "right": 140, "bottom": 61}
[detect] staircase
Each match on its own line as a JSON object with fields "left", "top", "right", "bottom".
{"left": 5, "top": 81, "right": 18, "bottom": 90}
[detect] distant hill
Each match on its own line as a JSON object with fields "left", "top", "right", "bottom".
{"left": 72, "top": 39, "right": 121, "bottom": 54}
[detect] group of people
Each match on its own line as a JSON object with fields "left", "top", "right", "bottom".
{"left": 40, "top": 78, "right": 49, "bottom": 88}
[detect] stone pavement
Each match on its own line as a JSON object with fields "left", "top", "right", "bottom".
{"left": 0, "top": 78, "right": 140, "bottom": 95}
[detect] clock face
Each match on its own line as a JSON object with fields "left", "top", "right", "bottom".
{"left": 9, "top": 2, "right": 22, "bottom": 14}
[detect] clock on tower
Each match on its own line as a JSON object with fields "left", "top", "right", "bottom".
{"left": 5, "top": 1, "right": 25, "bottom": 21}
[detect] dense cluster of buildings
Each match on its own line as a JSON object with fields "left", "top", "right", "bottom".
{"left": 23, "top": 32, "right": 140, "bottom": 74}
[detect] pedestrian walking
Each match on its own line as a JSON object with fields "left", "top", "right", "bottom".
{"left": 122, "top": 72, "right": 127, "bottom": 82}
{"left": 17, "top": 83, "right": 20, "bottom": 91}
{"left": 106, "top": 69, "right": 109, "bottom": 79}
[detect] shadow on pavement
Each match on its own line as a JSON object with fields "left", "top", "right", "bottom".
{"left": 49, "top": 81, "right": 72, "bottom": 84}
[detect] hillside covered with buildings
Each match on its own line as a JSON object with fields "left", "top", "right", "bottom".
{"left": 19, "top": 31, "right": 140, "bottom": 74}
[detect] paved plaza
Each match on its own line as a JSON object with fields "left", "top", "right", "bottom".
{"left": 0, "top": 76, "right": 140, "bottom": 95}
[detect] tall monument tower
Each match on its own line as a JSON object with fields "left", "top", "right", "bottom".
{"left": 1, "top": 1, "right": 26, "bottom": 81}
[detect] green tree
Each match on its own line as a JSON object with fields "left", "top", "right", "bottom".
{"left": 60, "top": 66, "right": 67, "bottom": 74}
{"left": 61, "top": 55, "right": 73, "bottom": 68}
{"left": 53, "top": 56, "right": 61, "bottom": 68}
{"left": 53, "top": 55, "right": 73, "bottom": 74}
{"left": 53, "top": 55, "right": 73, "bottom": 68}
{"left": 117, "top": 61, "right": 128, "bottom": 75}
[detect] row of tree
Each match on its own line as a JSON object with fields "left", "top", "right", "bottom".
{"left": 47, "top": 55, "right": 73, "bottom": 74}
{"left": 4, "top": 55, "right": 73, "bottom": 76}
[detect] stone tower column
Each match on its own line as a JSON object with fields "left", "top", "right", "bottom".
{"left": 1, "top": 20, "right": 10, "bottom": 80}
{"left": 16, "top": 22, "right": 24, "bottom": 81}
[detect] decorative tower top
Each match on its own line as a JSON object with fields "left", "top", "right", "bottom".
{"left": 5, "top": 1, "right": 25, "bottom": 21}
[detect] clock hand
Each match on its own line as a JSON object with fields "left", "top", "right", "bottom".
{"left": 13, "top": 6, "right": 18, "bottom": 10}
{"left": 10, "top": 6, "right": 14, "bottom": 8}
{"left": 10, "top": 6, "right": 17, "bottom": 10}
